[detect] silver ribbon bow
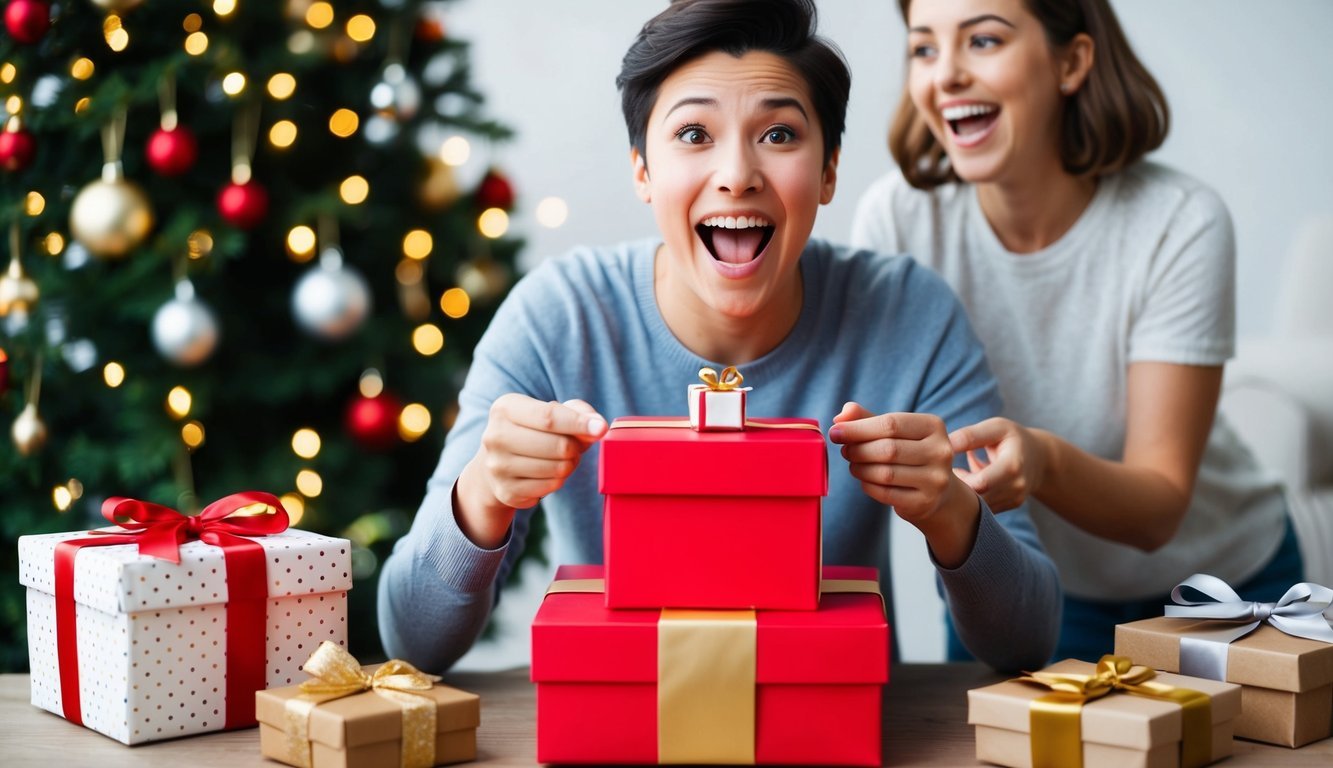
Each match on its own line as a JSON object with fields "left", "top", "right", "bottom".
{"left": 1164, "top": 573, "right": 1333, "bottom": 680}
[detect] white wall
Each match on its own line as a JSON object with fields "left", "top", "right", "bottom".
{"left": 444, "top": 0, "right": 1333, "bottom": 669}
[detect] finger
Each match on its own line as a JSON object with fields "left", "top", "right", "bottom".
{"left": 966, "top": 449, "right": 989, "bottom": 473}
{"left": 484, "top": 453, "right": 578, "bottom": 483}
{"left": 490, "top": 478, "right": 562, "bottom": 510}
{"left": 954, "top": 467, "right": 989, "bottom": 495}
{"left": 561, "top": 399, "right": 608, "bottom": 441}
{"left": 846, "top": 463, "right": 946, "bottom": 494}
{"left": 830, "top": 411, "right": 944, "bottom": 444}
{"left": 841, "top": 435, "right": 952, "bottom": 468}
{"left": 948, "top": 418, "right": 1006, "bottom": 453}
{"left": 487, "top": 423, "right": 591, "bottom": 462}
{"left": 832, "top": 401, "right": 874, "bottom": 426}
{"left": 499, "top": 396, "right": 606, "bottom": 439}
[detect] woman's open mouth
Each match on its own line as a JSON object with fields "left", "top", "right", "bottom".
{"left": 942, "top": 103, "right": 999, "bottom": 148}
{"left": 696, "top": 215, "right": 775, "bottom": 265}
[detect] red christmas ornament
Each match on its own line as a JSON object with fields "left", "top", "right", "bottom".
{"left": 217, "top": 180, "right": 268, "bottom": 229}
{"left": 4, "top": 0, "right": 50, "bottom": 44}
{"left": 0, "top": 347, "right": 9, "bottom": 397}
{"left": 346, "top": 392, "right": 402, "bottom": 451}
{"left": 0, "top": 119, "right": 37, "bottom": 173}
{"left": 413, "top": 17, "right": 446, "bottom": 43}
{"left": 146, "top": 126, "right": 198, "bottom": 176}
{"left": 475, "top": 169, "right": 515, "bottom": 211}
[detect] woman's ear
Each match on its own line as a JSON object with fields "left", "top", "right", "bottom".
{"left": 1059, "top": 32, "right": 1095, "bottom": 95}
{"left": 820, "top": 147, "right": 840, "bottom": 205}
{"left": 631, "top": 147, "right": 651, "bottom": 203}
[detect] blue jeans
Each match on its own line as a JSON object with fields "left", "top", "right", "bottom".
{"left": 946, "top": 514, "right": 1305, "bottom": 663}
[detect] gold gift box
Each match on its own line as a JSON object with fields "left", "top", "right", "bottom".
{"left": 1117, "top": 616, "right": 1333, "bottom": 747}
{"left": 967, "top": 658, "right": 1241, "bottom": 768}
{"left": 256, "top": 665, "right": 479, "bottom": 768}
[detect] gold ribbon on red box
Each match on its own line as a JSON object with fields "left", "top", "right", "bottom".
{"left": 544, "top": 576, "right": 880, "bottom": 764}
{"left": 53, "top": 491, "right": 288, "bottom": 728}
{"left": 1016, "top": 654, "right": 1213, "bottom": 768}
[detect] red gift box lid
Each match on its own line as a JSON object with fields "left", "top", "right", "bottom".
{"left": 531, "top": 565, "right": 888, "bottom": 685}
{"left": 598, "top": 416, "right": 827, "bottom": 496}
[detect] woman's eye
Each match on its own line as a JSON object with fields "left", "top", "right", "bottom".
{"left": 677, "top": 126, "right": 708, "bottom": 144}
{"left": 971, "top": 34, "right": 1001, "bottom": 49}
{"left": 910, "top": 43, "right": 936, "bottom": 59}
{"left": 763, "top": 127, "right": 795, "bottom": 144}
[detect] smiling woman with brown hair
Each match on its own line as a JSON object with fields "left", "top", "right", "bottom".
{"left": 853, "top": 0, "right": 1302, "bottom": 662}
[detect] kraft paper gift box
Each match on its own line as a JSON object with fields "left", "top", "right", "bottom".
{"left": 531, "top": 564, "right": 889, "bottom": 766}
{"left": 1116, "top": 616, "right": 1333, "bottom": 747}
{"left": 968, "top": 657, "right": 1241, "bottom": 768}
{"left": 256, "top": 642, "right": 479, "bottom": 768}
{"left": 18, "top": 493, "right": 352, "bottom": 745}
{"left": 599, "top": 415, "right": 826, "bottom": 611}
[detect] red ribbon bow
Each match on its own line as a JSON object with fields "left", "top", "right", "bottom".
{"left": 54, "top": 491, "right": 289, "bottom": 729}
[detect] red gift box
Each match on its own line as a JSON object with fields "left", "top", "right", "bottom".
{"left": 531, "top": 564, "right": 889, "bottom": 766}
{"left": 599, "top": 416, "right": 826, "bottom": 610}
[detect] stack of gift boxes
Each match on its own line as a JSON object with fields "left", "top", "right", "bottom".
{"left": 531, "top": 369, "right": 890, "bottom": 765}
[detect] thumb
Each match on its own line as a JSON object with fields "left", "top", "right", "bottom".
{"left": 954, "top": 466, "right": 989, "bottom": 495}
{"left": 833, "top": 401, "right": 874, "bottom": 425}
{"left": 560, "top": 399, "right": 608, "bottom": 441}
{"left": 949, "top": 419, "right": 1001, "bottom": 453}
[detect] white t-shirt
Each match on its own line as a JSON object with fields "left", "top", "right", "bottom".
{"left": 851, "top": 161, "right": 1287, "bottom": 600}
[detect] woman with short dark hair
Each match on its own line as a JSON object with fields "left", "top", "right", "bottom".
{"left": 853, "top": 0, "right": 1302, "bottom": 662}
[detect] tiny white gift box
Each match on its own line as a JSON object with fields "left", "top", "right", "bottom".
{"left": 18, "top": 526, "right": 352, "bottom": 744}
{"left": 688, "top": 366, "right": 752, "bottom": 431}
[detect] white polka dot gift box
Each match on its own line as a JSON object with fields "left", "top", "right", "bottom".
{"left": 17, "top": 491, "right": 352, "bottom": 745}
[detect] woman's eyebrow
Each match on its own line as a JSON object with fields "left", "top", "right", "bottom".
{"left": 909, "top": 13, "right": 1016, "bottom": 35}
{"left": 664, "top": 97, "right": 717, "bottom": 121}
{"left": 761, "top": 97, "right": 808, "bottom": 121}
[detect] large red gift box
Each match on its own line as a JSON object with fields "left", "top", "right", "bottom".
{"left": 599, "top": 416, "right": 826, "bottom": 610}
{"left": 531, "top": 565, "right": 889, "bottom": 765}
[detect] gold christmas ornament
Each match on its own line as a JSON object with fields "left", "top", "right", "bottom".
{"left": 11, "top": 401, "right": 47, "bottom": 456}
{"left": 71, "top": 114, "right": 154, "bottom": 259}
{"left": 419, "top": 158, "right": 460, "bottom": 210}
{"left": 0, "top": 225, "right": 39, "bottom": 316}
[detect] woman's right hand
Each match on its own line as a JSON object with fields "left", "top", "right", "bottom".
{"left": 454, "top": 394, "right": 607, "bottom": 547}
{"left": 948, "top": 417, "right": 1051, "bottom": 512}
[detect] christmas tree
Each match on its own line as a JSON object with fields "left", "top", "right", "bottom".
{"left": 0, "top": 0, "right": 528, "bottom": 671}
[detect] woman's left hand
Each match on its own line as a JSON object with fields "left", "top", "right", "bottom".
{"left": 948, "top": 417, "right": 1049, "bottom": 512}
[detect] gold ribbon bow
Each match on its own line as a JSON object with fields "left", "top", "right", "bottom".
{"left": 698, "top": 365, "right": 744, "bottom": 391}
{"left": 283, "top": 641, "right": 441, "bottom": 768}
{"left": 1016, "top": 655, "right": 1213, "bottom": 768}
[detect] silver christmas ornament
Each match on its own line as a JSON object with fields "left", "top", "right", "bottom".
{"left": 152, "top": 279, "right": 219, "bottom": 366}
{"left": 370, "top": 63, "right": 421, "bottom": 121}
{"left": 292, "top": 248, "right": 371, "bottom": 340}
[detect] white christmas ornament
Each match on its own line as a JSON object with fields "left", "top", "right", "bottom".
{"left": 369, "top": 63, "right": 421, "bottom": 121}
{"left": 292, "top": 248, "right": 371, "bottom": 340}
{"left": 151, "top": 279, "right": 219, "bottom": 367}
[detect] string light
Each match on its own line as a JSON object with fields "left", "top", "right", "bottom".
{"left": 477, "top": 208, "right": 509, "bottom": 239}
{"left": 5, "top": 95, "right": 20, "bottom": 115}
{"left": 53, "top": 486, "right": 73, "bottom": 512}
{"left": 185, "top": 32, "right": 209, "bottom": 56}
{"left": 166, "top": 386, "right": 192, "bottom": 419}
{"left": 188, "top": 230, "right": 214, "bottom": 260}
{"left": 281, "top": 493, "right": 305, "bottom": 526}
{"left": 104, "top": 16, "right": 129, "bottom": 52}
{"left": 0, "top": 63, "right": 15, "bottom": 85}
{"left": 24, "top": 192, "right": 45, "bottom": 216}
{"left": 74, "top": 97, "right": 91, "bottom": 114}
{"left": 537, "top": 196, "right": 570, "bottom": 228}
{"left": 182, "top": 421, "right": 206, "bottom": 449}
{"left": 306, "top": 2, "right": 334, "bottom": 30}
{"left": 70, "top": 58, "right": 95, "bottom": 80}
{"left": 103, "top": 362, "right": 125, "bottom": 388}
{"left": 291, "top": 428, "right": 321, "bottom": 459}
{"left": 213, "top": 0, "right": 237, "bottom": 17}
{"left": 346, "top": 15, "right": 376, "bottom": 42}
{"left": 402, "top": 230, "right": 432, "bottom": 260}
{"left": 395, "top": 258, "right": 423, "bottom": 286}
{"left": 183, "top": 13, "right": 203, "bottom": 32}
{"left": 267, "top": 73, "right": 296, "bottom": 100}
{"left": 339, "top": 175, "right": 369, "bottom": 204}
{"left": 286, "top": 225, "right": 316, "bottom": 260}
{"left": 439, "top": 136, "right": 470, "bottom": 166}
{"left": 328, "top": 108, "right": 359, "bottom": 137}
{"left": 398, "top": 404, "right": 431, "bottom": 441}
{"left": 43, "top": 232, "right": 65, "bottom": 256}
{"left": 269, "top": 119, "right": 298, "bottom": 149}
{"left": 358, "top": 369, "right": 384, "bottom": 398}
{"left": 296, "top": 469, "right": 323, "bottom": 497}
{"left": 440, "top": 288, "right": 471, "bottom": 319}
{"left": 412, "top": 324, "right": 444, "bottom": 356}
{"left": 222, "top": 72, "right": 247, "bottom": 96}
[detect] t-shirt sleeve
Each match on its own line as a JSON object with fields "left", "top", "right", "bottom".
{"left": 377, "top": 264, "right": 562, "bottom": 673}
{"left": 1128, "top": 184, "right": 1236, "bottom": 365}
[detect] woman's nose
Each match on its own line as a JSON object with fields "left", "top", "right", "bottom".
{"left": 716, "top": 142, "right": 762, "bottom": 196}
{"left": 934, "top": 48, "right": 968, "bottom": 92}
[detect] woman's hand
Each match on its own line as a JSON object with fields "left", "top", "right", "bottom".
{"left": 454, "top": 395, "right": 607, "bottom": 547}
{"left": 829, "top": 402, "right": 979, "bottom": 567}
{"left": 948, "top": 417, "right": 1050, "bottom": 512}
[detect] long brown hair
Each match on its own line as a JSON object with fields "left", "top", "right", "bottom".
{"left": 890, "top": 0, "right": 1169, "bottom": 189}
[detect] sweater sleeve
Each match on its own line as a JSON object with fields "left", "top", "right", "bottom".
{"left": 377, "top": 268, "right": 558, "bottom": 674}
{"left": 907, "top": 265, "right": 1061, "bottom": 671}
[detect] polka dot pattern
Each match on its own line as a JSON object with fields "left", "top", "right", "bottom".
{"left": 19, "top": 528, "right": 351, "bottom": 745}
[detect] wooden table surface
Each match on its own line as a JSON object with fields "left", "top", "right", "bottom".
{"left": 2, "top": 665, "right": 1330, "bottom": 766}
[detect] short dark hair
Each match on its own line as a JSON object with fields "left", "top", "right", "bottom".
{"left": 616, "top": 0, "right": 850, "bottom": 167}
{"left": 891, "top": 0, "right": 1169, "bottom": 189}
